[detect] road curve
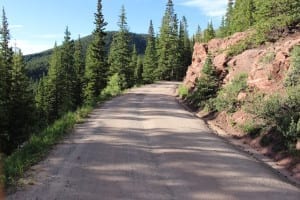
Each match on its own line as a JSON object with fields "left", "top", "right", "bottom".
{"left": 7, "top": 82, "right": 300, "bottom": 200}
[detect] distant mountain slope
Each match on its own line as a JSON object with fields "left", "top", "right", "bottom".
{"left": 24, "top": 31, "right": 147, "bottom": 80}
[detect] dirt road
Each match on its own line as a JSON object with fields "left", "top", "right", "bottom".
{"left": 7, "top": 82, "right": 300, "bottom": 200}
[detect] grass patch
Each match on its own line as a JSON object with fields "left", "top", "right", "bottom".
{"left": 214, "top": 73, "right": 248, "bottom": 113}
{"left": 178, "top": 84, "right": 189, "bottom": 99}
{"left": 239, "top": 121, "right": 263, "bottom": 138}
{"left": 227, "top": 40, "right": 250, "bottom": 57}
{"left": 2, "top": 88, "right": 121, "bottom": 187}
{"left": 3, "top": 106, "right": 92, "bottom": 186}
{"left": 260, "top": 51, "right": 276, "bottom": 64}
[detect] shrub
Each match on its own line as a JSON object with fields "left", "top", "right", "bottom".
{"left": 284, "top": 45, "right": 300, "bottom": 87}
{"left": 214, "top": 73, "right": 248, "bottom": 113}
{"left": 260, "top": 51, "right": 276, "bottom": 64}
{"left": 3, "top": 106, "right": 92, "bottom": 186}
{"left": 250, "top": 86, "right": 300, "bottom": 151}
{"left": 227, "top": 40, "right": 250, "bottom": 57}
{"left": 178, "top": 84, "right": 189, "bottom": 99}
{"left": 239, "top": 121, "right": 263, "bottom": 138}
{"left": 186, "top": 55, "right": 219, "bottom": 109}
{"left": 101, "top": 73, "right": 122, "bottom": 98}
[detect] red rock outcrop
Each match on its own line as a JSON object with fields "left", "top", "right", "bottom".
{"left": 184, "top": 31, "right": 300, "bottom": 94}
{"left": 184, "top": 31, "right": 249, "bottom": 88}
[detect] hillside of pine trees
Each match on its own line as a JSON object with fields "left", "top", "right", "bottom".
{"left": 24, "top": 32, "right": 148, "bottom": 81}
{"left": 0, "top": 0, "right": 299, "bottom": 186}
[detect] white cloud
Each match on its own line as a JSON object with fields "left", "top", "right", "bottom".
{"left": 34, "top": 34, "right": 63, "bottom": 40}
{"left": 179, "top": 0, "right": 227, "bottom": 17}
{"left": 9, "top": 24, "right": 24, "bottom": 29}
{"left": 9, "top": 39, "right": 52, "bottom": 55}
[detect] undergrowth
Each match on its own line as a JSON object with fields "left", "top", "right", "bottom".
{"left": 1, "top": 86, "right": 121, "bottom": 187}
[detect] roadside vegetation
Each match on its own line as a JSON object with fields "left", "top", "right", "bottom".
{"left": 0, "top": 0, "right": 195, "bottom": 187}
{"left": 180, "top": 0, "right": 300, "bottom": 154}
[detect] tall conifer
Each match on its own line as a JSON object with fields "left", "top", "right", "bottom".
{"left": 7, "top": 51, "right": 34, "bottom": 152}
{"left": 108, "top": 5, "right": 132, "bottom": 89}
{"left": 84, "top": 0, "right": 108, "bottom": 103}
{"left": 61, "top": 27, "right": 75, "bottom": 112}
{"left": 143, "top": 20, "right": 157, "bottom": 83}
{"left": 74, "top": 36, "right": 85, "bottom": 106}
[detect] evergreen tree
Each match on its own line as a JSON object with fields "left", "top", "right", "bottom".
{"left": 231, "top": 0, "right": 255, "bottom": 32}
{"left": 60, "top": 27, "right": 75, "bottom": 112}
{"left": 7, "top": 51, "right": 34, "bottom": 152}
{"left": 35, "top": 76, "right": 48, "bottom": 125}
{"left": 129, "top": 45, "right": 138, "bottom": 84}
{"left": 108, "top": 5, "right": 132, "bottom": 89}
{"left": 194, "top": 25, "right": 203, "bottom": 43}
{"left": 188, "top": 54, "right": 219, "bottom": 108}
{"left": 45, "top": 43, "right": 62, "bottom": 122}
{"left": 74, "top": 36, "right": 85, "bottom": 106}
{"left": 135, "top": 56, "right": 143, "bottom": 85}
{"left": 180, "top": 16, "right": 192, "bottom": 80}
{"left": 203, "top": 21, "right": 216, "bottom": 42}
{"left": 0, "top": 8, "right": 13, "bottom": 68}
{"left": 143, "top": 20, "right": 157, "bottom": 83}
{"left": 218, "top": 16, "right": 227, "bottom": 38}
{"left": 157, "top": 0, "right": 180, "bottom": 80}
{"left": 0, "top": 53, "right": 7, "bottom": 153}
{"left": 224, "top": 0, "right": 234, "bottom": 36}
{"left": 254, "top": 0, "right": 300, "bottom": 28}
{"left": 0, "top": 8, "right": 13, "bottom": 153}
{"left": 84, "top": 0, "right": 108, "bottom": 103}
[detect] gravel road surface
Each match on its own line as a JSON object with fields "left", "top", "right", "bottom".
{"left": 7, "top": 82, "right": 300, "bottom": 200}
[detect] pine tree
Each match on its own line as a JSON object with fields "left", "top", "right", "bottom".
{"left": 203, "top": 21, "right": 216, "bottom": 42}
{"left": 84, "top": 0, "right": 108, "bottom": 103}
{"left": 194, "top": 25, "right": 203, "bottom": 43}
{"left": 218, "top": 16, "right": 226, "bottom": 38}
{"left": 74, "top": 36, "right": 85, "bottom": 106}
{"left": 135, "top": 56, "right": 143, "bottom": 85}
{"left": 7, "top": 51, "right": 34, "bottom": 152}
{"left": 143, "top": 20, "right": 157, "bottom": 83}
{"left": 108, "top": 5, "right": 132, "bottom": 89}
{"left": 157, "top": 0, "right": 180, "bottom": 80}
{"left": 180, "top": 16, "right": 192, "bottom": 80}
{"left": 188, "top": 54, "right": 219, "bottom": 108}
{"left": 129, "top": 45, "right": 138, "bottom": 85}
{"left": 224, "top": 0, "right": 234, "bottom": 36}
{"left": 35, "top": 76, "right": 48, "bottom": 125}
{"left": 231, "top": 0, "right": 255, "bottom": 32}
{"left": 45, "top": 43, "right": 62, "bottom": 122}
{"left": 254, "top": 0, "right": 300, "bottom": 28}
{"left": 0, "top": 8, "right": 13, "bottom": 153}
{"left": 0, "top": 53, "right": 7, "bottom": 153}
{"left": 60, "top": 27, "right": 75, "bottom": 112}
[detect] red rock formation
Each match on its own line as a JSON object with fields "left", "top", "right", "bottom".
{"left": 184, "top": 31, "right": 300, "bottom": 94}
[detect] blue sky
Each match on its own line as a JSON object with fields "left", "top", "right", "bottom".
{"left": 1, "top": 0, "right": 227, "bottom": 55}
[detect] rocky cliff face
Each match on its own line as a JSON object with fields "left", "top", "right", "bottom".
{"left": 184, "top": 32, "right": 300, "bottom": 94}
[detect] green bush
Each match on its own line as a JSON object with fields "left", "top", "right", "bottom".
{"left": 3, "top": 106, "right": 92, "bottom": 186}
{"left": 250, "top": 86, "right": 300, "bottom": 151}
{"left": 101, "top": 73, "right": 122, "bottom": 98}
{"left": 260, "top": 51, "right": 276, "bottom": 64}
{"left": 285, "top": 46, "right": 300, "bottom": 87}
{"left": 214, "top": 73, "right": 248, "bottom": 113}
{"left": 227, "top": 40, "right": 250, "bottom": 57}
{"left": 239, "top": 121, "right": 263, "bottom": 138}
{"left": 178, "top": 84, "right": 189, "bottom": 99}
{"left": 186, "top": 55, "right": 219, "bottom": 109}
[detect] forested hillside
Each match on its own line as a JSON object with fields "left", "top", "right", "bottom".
{"left": 0, "top": 0, "right": 195, "bottom": 186}
{"left": 1, "top": 0, "right": 299, "bottom": 187}
{"left": 180, "top": 0, "right": 300, "bottom": 175}
{"left": 24, "top": 32, "right": 147, "bottom": 81}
